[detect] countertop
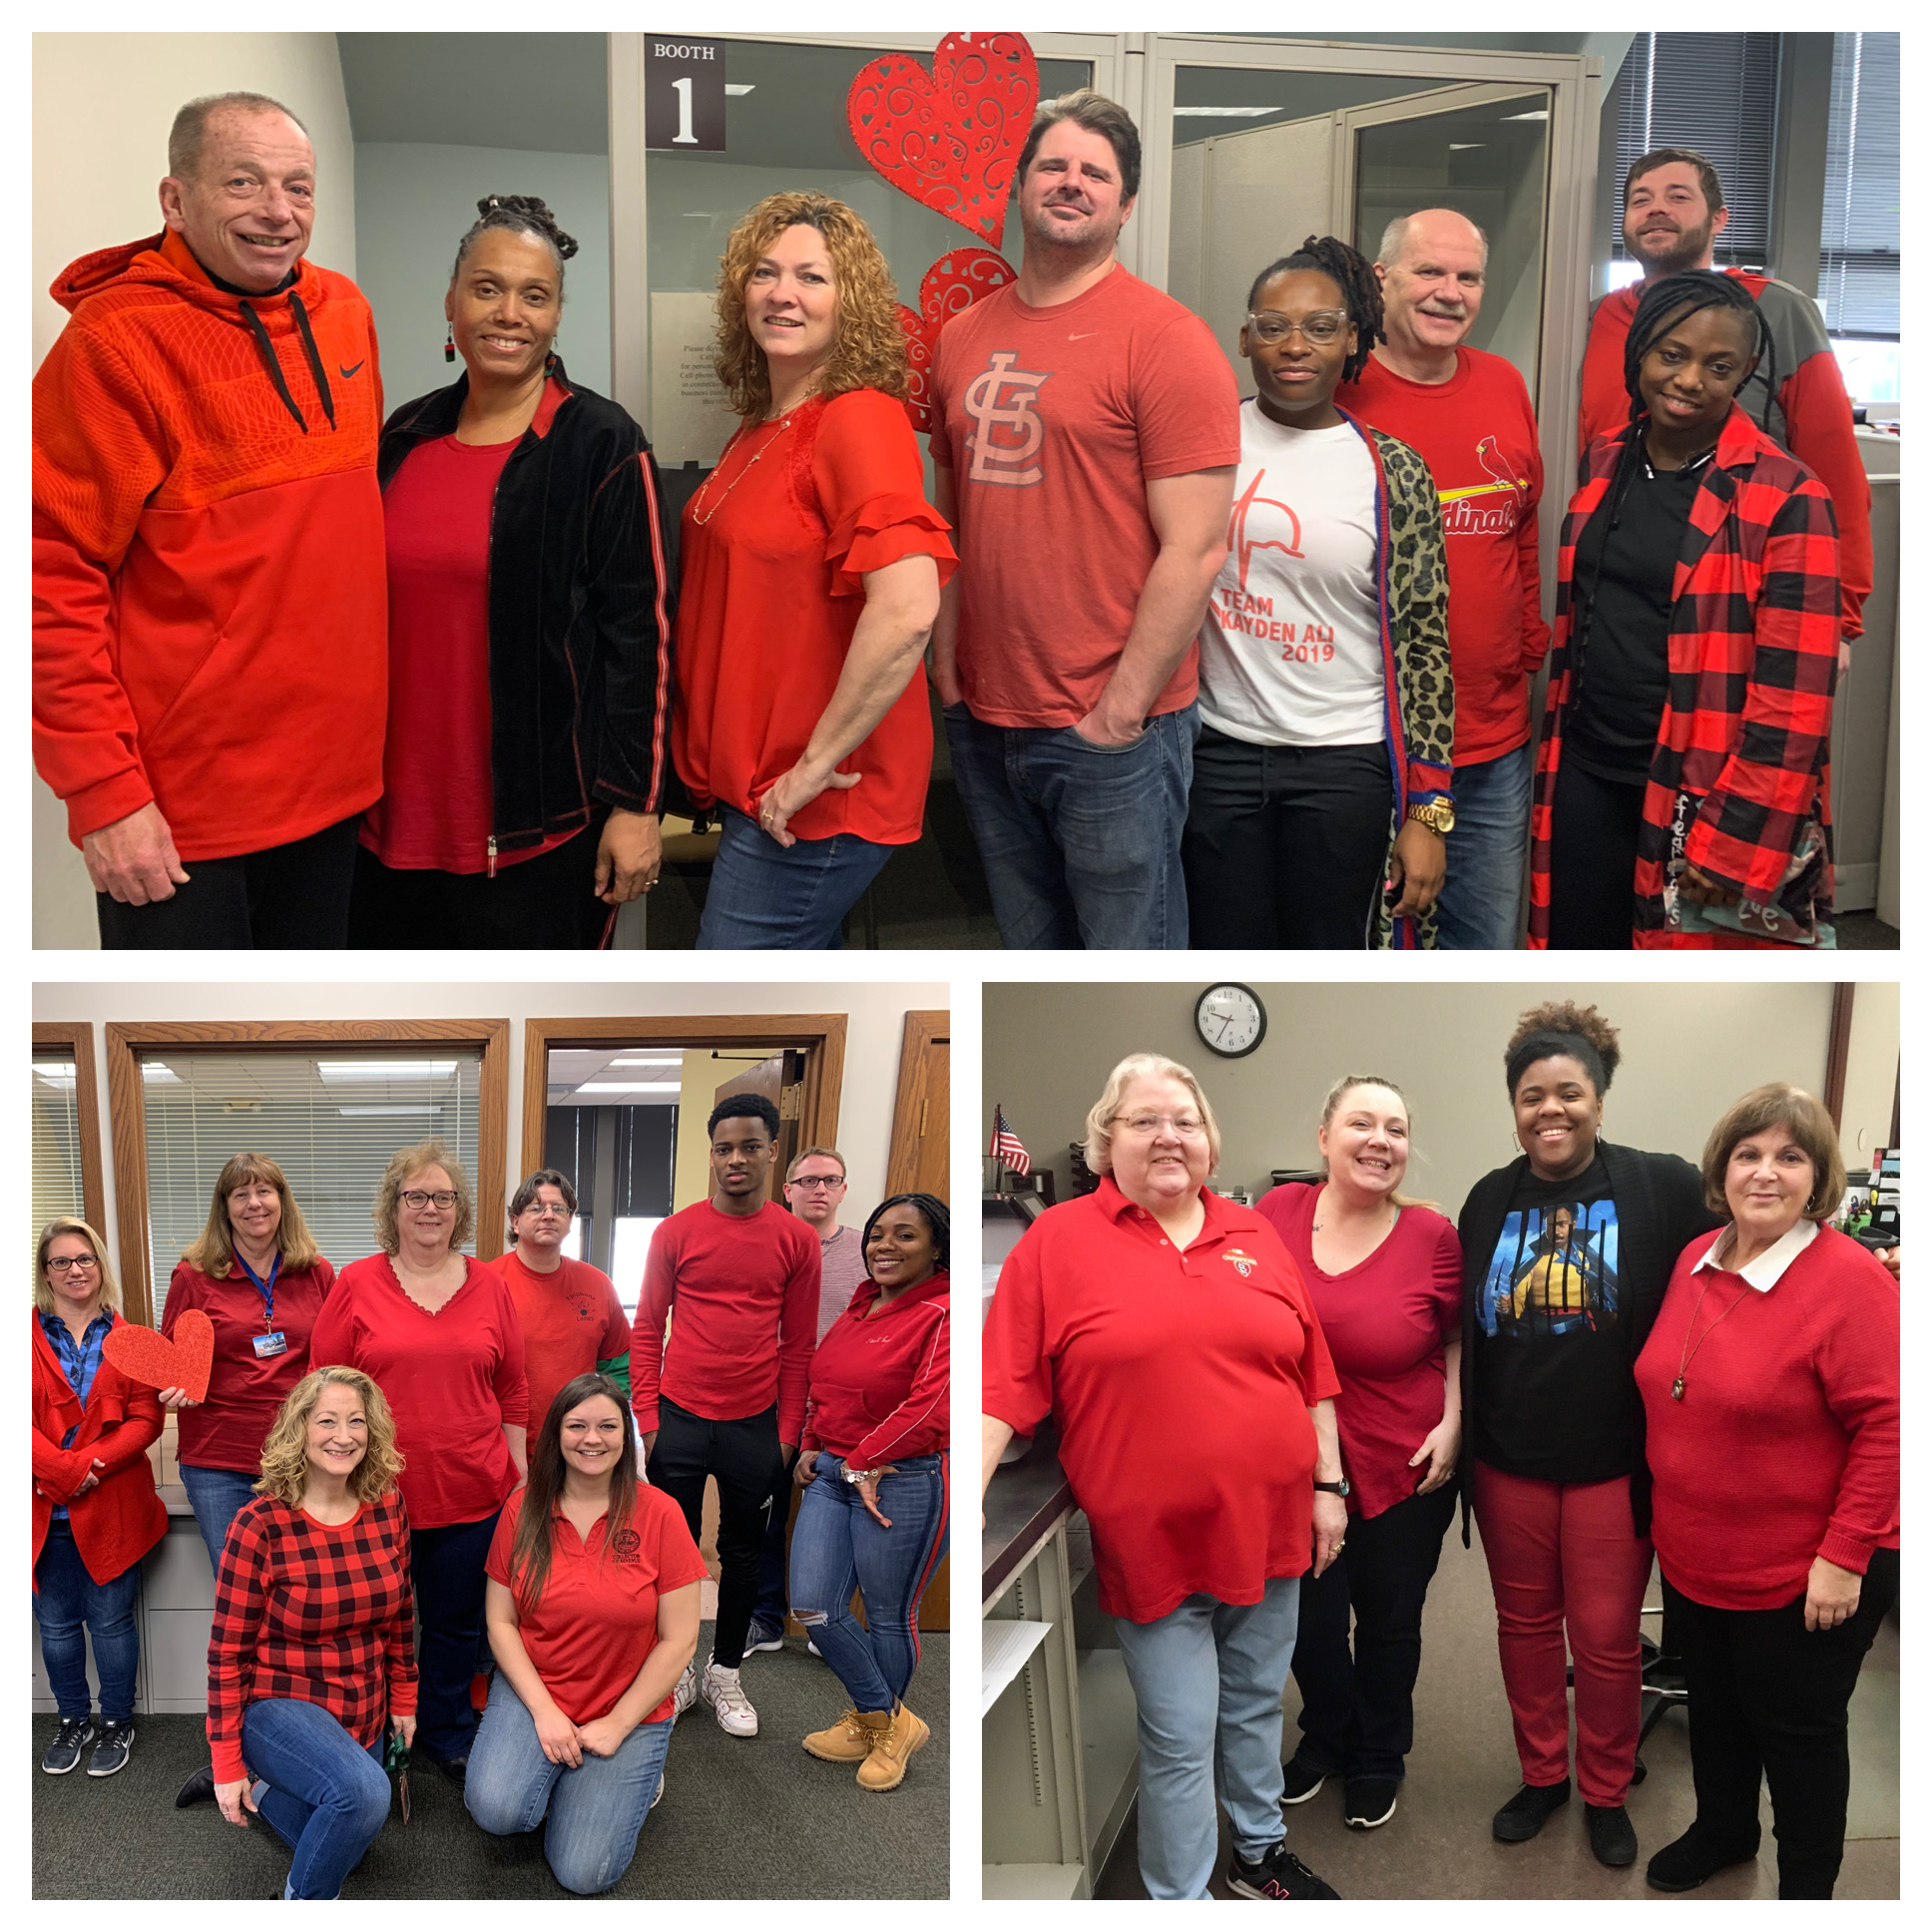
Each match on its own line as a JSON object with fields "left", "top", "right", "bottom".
{"left": 981, "top": 1422, "right": 1076, "bottom": 1610}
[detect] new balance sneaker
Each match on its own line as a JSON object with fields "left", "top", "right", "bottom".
{"left": 1342, "top": 1776, "right": 1399, "bottom": 1829}
{"left": 1226, "top": 1842, "right": 1340, "bottom": 1899}
{"left": 672, "top": 1662, "right": 699, "bottom": 1723}
{"left": 87, "top": 1720, "right": 134, "bottom": 1777}
{"left": 701, "top": 1662, "right": 758, "bottom": 1737}
{"left": 1279, "top": 1757, "right": 1327, "bottom": 1805}
{"left": 42, "top": 1716, "right": 93, "bottom": 1775}
{"left": 743, "top": 1619, "right": 785, "bottom": 1655}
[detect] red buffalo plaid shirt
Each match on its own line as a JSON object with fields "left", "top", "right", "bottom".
{"left": 205, "top": 1487, "right": 418, "bottom": 1783}
{"left": 1530, "top": 402, "right": 1840, "bottom": 949}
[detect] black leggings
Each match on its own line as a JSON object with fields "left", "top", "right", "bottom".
{"left": 1546, "top": 756, "right": 1647, "bottom": 950}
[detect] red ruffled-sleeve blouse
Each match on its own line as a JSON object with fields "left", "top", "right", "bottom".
{"left": 673, "top": 387, "right": 956, "bottom": 847}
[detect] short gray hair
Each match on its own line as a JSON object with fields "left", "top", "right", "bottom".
{"left": 169, "top": 93, "right": 310, "bottom": 182}
{"left": 1083, "top": 1052, "right": 1222, "bottom": 1177}
{"left": 1376, "top": 210, "right": 1489, "bottom": 270}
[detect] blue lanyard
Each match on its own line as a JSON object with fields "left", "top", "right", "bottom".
{"left": 235, "top": 1251, "right": 281, "bottom": 1330}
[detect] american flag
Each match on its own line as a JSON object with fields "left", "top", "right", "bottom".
{"left": 990, "top": 1105, "right": 1031, "bottom": 1177}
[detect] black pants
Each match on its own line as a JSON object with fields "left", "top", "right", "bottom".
{"left": 410, "top": 1508, "right": 501, "bottom": 1763}
{"left": 1288, "top": 1481, "right": 1457, "bottom": 1779}
{"left": 94, "top": 813, "right": 360, "bottom": 950}
{"left": 1546, "top": 756, "right": 1646, "bottom": 950}
{"left": 347, "top": 814, "right": 613, "bottom": 951}
{"left": 1183, "top": 727, "right": 1389, "bottom": 948}
{"left": 1663, "top": 1547, "right": 1899, "bottom": 1898}
{"left": 647, "top": 1397, "right": 783, "bottom": 1671}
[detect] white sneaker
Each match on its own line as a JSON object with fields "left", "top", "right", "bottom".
{"left": 807, "top": 1638, "right": 822, "bottom": 1659}
{"left": 672, "top": 1663, "right": 698, "bottom": 1723}
{"left": 652, "top": 1770, "right": 666, "bottom": 1810}
{"left": 701, "top": 1661, "right": 758, "bottom": 1737}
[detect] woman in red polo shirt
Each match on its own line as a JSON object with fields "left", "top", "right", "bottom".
{"left": 1637, "top": 1085, "right": 1898, "bottom": 1899}
{"left": 468, "top": 1373, "right": 706, "bottom": 1894}
{"left": 981, "top": 1053, "right": 1345, "bottom": 1901}
{"left": 674, "top": 191, "right": 955, "bottom": 949}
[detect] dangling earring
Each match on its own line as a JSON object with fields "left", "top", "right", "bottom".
{"left": 444, "top": 325, "right": 455, "bottom": 364}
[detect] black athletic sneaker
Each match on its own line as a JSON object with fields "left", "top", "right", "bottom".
{"left": 87, "top": 1720, "right": 133, "bottom": 1777}
{"left": 1343, "top": 1776, "right": 1400, "bottom": 1829}
{"left": 1279, "top": 1757, "right": 1327, "bottom": 1805}
{"left": 1646, "top": 1824, "right": 1760, "bottom": 1893}
{"left": 42, "top": 1716, "right": 93, "bottom": 1775}
{"left": 1226, "top": 1842, "right": 1340, "bottom": 1899}
{"left": 1492, "top": 1777, "right": 1571, "bottom": 1841}
{"left": 1586, "top": 1803, "right": 1638, "bottom": 1867}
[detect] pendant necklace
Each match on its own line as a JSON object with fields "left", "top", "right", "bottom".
{"left": 690, "top": 401, "right": 802, "bottom": 526}
{"left": 1671, "top": 1274, "right": 1748, "bottom": 1400}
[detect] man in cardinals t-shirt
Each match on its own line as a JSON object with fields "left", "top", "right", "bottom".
{"left": 632, "top": 1094, "right": 818, "bottom": 1741}
{"left": 931, "top": 90, "right": 1239, "bottom": 950}
{"left": 1342, "top": 208, "right": 1551, "bottom": 950}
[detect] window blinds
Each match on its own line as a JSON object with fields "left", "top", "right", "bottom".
{"left": 143, "top": 1050, "right": 482, "bottom": 1325}
{"left": 33, "top": 1056, "right": 87, "bottom": 1261}
{"left": 1819, "top": 33, "right": 1899, "bottom": 337}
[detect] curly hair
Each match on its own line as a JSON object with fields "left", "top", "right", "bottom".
{"left": 1699, "top": 1083, "right": 1847, "bottom": 1224}
{"left": 713, "top": 194, "right": 909, "bottom": 420}
{"left": 1247, "top": 235, "right": 1384, "bottom": 384}
{"left": 451, "top": 193, "right": 579, "bottom": 298}
{"left": 255, "top": 1366, "right": 405, "bottom": 1509}
{"left": 182, "top": 1152, "right": 320, "bottom": 1278}
{"left": 370, "top": 1138, "right": 475, "bottom": 1256}
{"left": 1504, "top": 1001, "right": 1623, "bottom": 1100}
{"left": 35, "top": 1216, "right": 121, "bottom": 1318}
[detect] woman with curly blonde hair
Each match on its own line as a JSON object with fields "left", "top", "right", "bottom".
{"left": 674, "top": 192, "right": 957, "bottom": 948}
{"left": 204, "top": 1366, "right": 416, "bottom": 1896}
{"left": 310, "top": 1139, "right": 529, "bottom": 1781}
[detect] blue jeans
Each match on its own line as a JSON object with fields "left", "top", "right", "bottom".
{"left": 180, "top": 1463, "right": 261, "bottom": 1576}
{"left": 1112, "top": 1576, "right": 1301, "bottom": 1900}
{"left": 241, "top": 1696, "right": 390, "bottom": 1899}
{"left": 33, "top": 1523, "right": 141, "bottom": 1723}
{"left": 697, "top": 806, "right": 895, "bottom": 950}
{"left": 466, "top": 1674, "right": 674, "bottom": 1895}
{"left": 410, "top": 1509, "right": 500, "bottom": 1761}
{"left": 1434, "top": 739, "right": 1533, "bottom": 950}
{"left": 788, "top": 1452, "right": 950, "bottom": 1710}
{"left": 943, "top": 702, "right": 1198, "bottom": 949}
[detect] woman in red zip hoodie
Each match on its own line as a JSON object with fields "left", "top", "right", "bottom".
{"left": 789, "top": 1193, "right": 949, "bottom": 1791}
{"left": 33, "top": 1217, "right": 168, "bottom": 1779}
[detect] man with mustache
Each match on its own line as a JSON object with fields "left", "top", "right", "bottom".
{"left": 34, "top": 92, "right": 386, "bottom": 949}
{"left": 1578, "top": 147, "right": 1870, "bottom": 653}
{"left": 1341, "top": 209, "right": 1550, "bottom": 950}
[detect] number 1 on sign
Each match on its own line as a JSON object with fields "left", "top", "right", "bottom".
{"left": 671, "top": 76, "right": 697, "bottom": 144}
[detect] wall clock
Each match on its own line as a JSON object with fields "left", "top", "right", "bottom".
{"left": 1194, "top": 983, "right": 1265, "bottom": 1059}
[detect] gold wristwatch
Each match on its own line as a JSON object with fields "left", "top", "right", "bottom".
{"left": 1405, "top": 798, "right": 1455, "bottom": 836}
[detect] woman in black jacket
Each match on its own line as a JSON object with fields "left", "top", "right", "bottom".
{"left": 350, "top": 195, "right": 674, "bottom": 950}
{"left": 1456, "top": 1001, "right": 1718, "bottom": 1870}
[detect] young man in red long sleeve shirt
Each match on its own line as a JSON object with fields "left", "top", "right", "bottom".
{"left": 633, "top": 1094, "right": 818, "bottom": 1739}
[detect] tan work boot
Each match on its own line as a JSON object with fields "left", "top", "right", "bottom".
{"left": 856, "top": 1699, "right": 929, "bottom": 1791}
{"left": 802, "top": 1706, "right": 885, "bottom": 1763}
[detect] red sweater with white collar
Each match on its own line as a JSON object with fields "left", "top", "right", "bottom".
{"left": 802, "top": 1269, "right": 949, "bottom": 1465}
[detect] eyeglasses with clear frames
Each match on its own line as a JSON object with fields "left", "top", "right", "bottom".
{"left": 1113, "top": 1115, "right": 1208, "bottom": 1138}
{"left": 399, "top": 1190, "right": 459, "bottom": 1208}
{"left": 47, "top": 1254, "right": 100, "bottom": 1272}
{"left": 788, "top": 1176, "right": 845, "bottom": 1191}
{"left": 1246, "top": 309, "right": 1349, "bottom": 346}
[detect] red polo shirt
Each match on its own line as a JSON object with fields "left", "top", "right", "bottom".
{"left": 982, "top": 1177, "right": 1340, "bottom": 1624}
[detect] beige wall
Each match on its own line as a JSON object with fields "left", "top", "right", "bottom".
{"left": 981, "top": 981, "right": 1888, "bottom": 1214}
{"left": 33, "top": 33, "right": 357, "bottom": 948}
{"left": 1840, "top": 981, "right": 1902, "bottom": 1179}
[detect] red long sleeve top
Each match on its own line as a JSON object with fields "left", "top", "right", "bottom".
{"left": 801, "top": 1269, "right": 950, "bottom": 1465}
{"left": 631, "top": 1200, "right": 819, "bottom": 1444}
{"left": 1636, "top": 1222, "right": 1898, "bottom": 1611}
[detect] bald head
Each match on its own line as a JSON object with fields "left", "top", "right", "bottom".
{"left": 1374, "top": 209, "right": 1488, "bottom": 363}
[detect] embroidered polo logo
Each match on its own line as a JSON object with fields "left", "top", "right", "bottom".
{"left": 1221, "top": 1248, "right": 1259, "bottom": 1277}
{"left": 610, "top": 1529, "right": 642, "bottom": 1562}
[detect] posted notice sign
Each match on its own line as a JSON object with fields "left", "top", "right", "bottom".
{"left": 645, "top": 38, "right": 726, "bottom": 152}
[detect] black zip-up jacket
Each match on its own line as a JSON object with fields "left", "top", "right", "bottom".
{"left": 376, "top": 360, "right": 675, "bottom": 860}
{"left": 1455, "top": 1139, "right": 1720, "bottom": 1545}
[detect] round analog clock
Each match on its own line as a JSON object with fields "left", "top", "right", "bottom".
{"left": 1194, "top": 983, "right": 1266, "bottom": 1059}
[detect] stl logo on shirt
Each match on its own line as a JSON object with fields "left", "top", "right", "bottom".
{"left": 963, "top": 351, "right": 1053, "bottom": 486}
{"left": 1220, "top": 1248, "right": 1260, "bottom": 1277}
{"left": 1439, "top": 434, "right": 1528, "bottom": 536}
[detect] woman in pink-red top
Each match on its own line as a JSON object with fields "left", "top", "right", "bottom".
{"left": 1256, "top": 1076, "right": 1462, "bottom": 1834}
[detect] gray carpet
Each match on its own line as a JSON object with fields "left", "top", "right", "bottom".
{"left": 34, "top": 1629, "right": 949, "bottom": 1899}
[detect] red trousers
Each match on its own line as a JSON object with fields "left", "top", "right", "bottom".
{"left": 1472, "top": 1459, "right": 1653, "bottom": 1806}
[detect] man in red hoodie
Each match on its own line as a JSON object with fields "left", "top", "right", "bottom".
{"left": 33, "top": 92, "right": 386, "bottom": 948}
{"left": 1578, "top": 147, "right": 1870, "bottom": 651}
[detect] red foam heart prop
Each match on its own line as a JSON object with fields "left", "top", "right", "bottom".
{"left": 848, "top": 33, "right": 1040, "bottom": 242}
{"left": 898, "top": 247, "right": 1018, "bottom": 430}
{"left": 103, "top": 1307, "right": 214, "bottom": 1403}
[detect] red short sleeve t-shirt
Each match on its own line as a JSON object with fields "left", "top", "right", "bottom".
{"left": 981, "top": 1178, "right": 1340, "bottom": 1624}
{"left": 1255, "top": 1184, "right": 1462, "bottom": 1522}
{"left": 488, "top": 1250, "right": 632, "bottom": 1436}
{"left": 932, "top": 265, "right": 1241, "bottom": 729}
{"left": 487, "top": 1481, "right": 708, "bottom": 1724}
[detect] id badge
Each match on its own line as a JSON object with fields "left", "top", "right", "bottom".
{"left": 252, "top": 1331, "right": 288, "bottom": 1359}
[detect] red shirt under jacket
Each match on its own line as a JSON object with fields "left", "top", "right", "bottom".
{"left": 487, "top": 1250, "right": 632, "bottom": 1437}
{"left": 802, "top": 1268, "right": 950, "bottom": 1465}
{"left": 1256, "top": 1185, "right": 1462, "bottom": 1522}
{"left": 162, "top": 1257, "right": 336, "bottom": 1473}
{"left": 982, "top": 1178, "right": 1340, "bottom": 1625}
{"left": 205, "top": 1487, "right": 417, "bottom": 1783}
{"left": 631, "top": 1200, "right": 819, "bottom": 1445}
{"left": 309, "top": 1255, "right": 530, "bottom": 1529}
{"left": 1636, "top": 1223, "right": 1899, "bottom": 1611}
{"left": 486, "top": 1481, "right": 708, "bottom": 1726}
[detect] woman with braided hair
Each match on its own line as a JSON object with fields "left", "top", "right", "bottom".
{"left": 1184, "top": 234, "right": 1455, "bottom": 949}
{"left": 1532, "top": 269, "right": 1842, "bottom": 948}
{"left": 353, "top": 195, "right": 674, "bottom": 949}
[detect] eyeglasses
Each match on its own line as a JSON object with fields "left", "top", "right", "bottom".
{"left": 1246, "top": 309, "right": 1349, "bottom": 345}
{"left": 520, "top": 1203, "right": 570, "bottom": 1219}
{"left": 788, "top": 1176, "right": 845, "bottom": 1191}
{"left": 1113, "top": 1115, "right": 1208, "bottom": 1138}
{"left": 399, "top": 1190, "right": 459, "bottom": 1209}
{"left": 47, "top": 1255, "right": 100, "bottom": 1273}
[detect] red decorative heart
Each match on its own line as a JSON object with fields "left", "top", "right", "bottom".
{"left": 103, "top": 1308, "right": 214, "bottom": 1403}
{"left": 847, "top": 33, "right": 1040, "bottom": 242}
{"left": 898, "top": 247, "right": 1019, "bottom": 430}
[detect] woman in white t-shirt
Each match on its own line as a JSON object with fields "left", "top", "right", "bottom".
{"left": 1183, "top": 236, "right": 1455, "bottom": 949}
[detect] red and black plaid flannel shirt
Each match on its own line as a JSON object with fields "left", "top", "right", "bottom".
{"left": 205, "top": 1486, "right": 417, "bottom": 1783}
{"left": 1530, "top": 402, "right": 1840, "bottom": 949}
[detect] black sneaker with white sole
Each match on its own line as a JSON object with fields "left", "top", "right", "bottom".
{"left": 1226, "top": 1842, "right": 1340, "bottom": 1899}
{"left": 42, "top": 1716, "right": 93, "bottom": 1775}
{"left": 1279, "top": 1758, "right": 1327, "bottom": 1805}
{"left": 743, "top": 1618, "right": 785, "bottom": 1655}
{"left": 1343, "top": 1776, "right": 1399, "bottom": 1829}
{"left": 87, "top": 1720, "right": 133, "bottom": 1777}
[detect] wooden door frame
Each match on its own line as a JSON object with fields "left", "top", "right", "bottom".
{"left": 33, "top": 1022, "right": 108, "bottom": 1239}
{"left": 884, "top": 1009, "right": 950, "bottom": 1198}
{"left": 1823, "top": 982, "right": 1855, "bottom": 1129}
{"left": 105, "top": 1019, "right": 512, "bottom": 1326}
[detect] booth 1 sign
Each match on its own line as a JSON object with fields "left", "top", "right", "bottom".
{"left": 646, "top": 38, "right": 726, "bottom": 151}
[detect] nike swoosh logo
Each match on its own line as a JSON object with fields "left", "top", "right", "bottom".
{"left": 339, "top": 360, "right": 366, "bottom": 378}
{"left": 1069, "top": 332, "right": 1097, "bottom": 341}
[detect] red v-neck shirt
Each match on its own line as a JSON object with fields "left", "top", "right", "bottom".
{"left": 983, "top": 1177, "right": 1340, "bottom": 1623}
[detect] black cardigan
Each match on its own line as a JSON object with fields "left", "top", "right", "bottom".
{"left": 377, "top": 361, "right": 677, "bottom": 856}
{"left": 1455, "top": 1140, "right": 1721, "bottom": 1545}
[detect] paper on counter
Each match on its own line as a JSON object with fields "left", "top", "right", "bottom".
{"left": 983, "top": 1619, "right": 1053, "bottom": 1715}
